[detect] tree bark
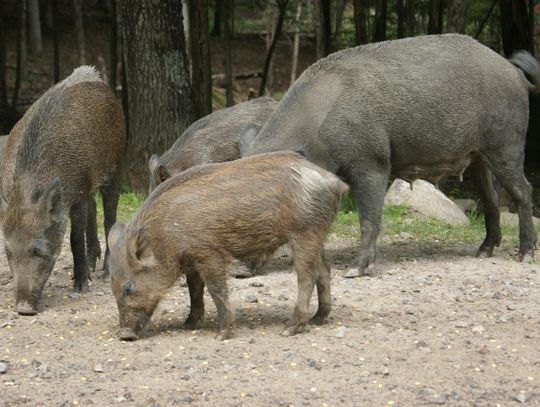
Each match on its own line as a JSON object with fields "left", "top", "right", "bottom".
{"left": 316, "top": 0, "right": 332, "bottom": 58}
{"left": 259, "top": 0, "right": 289, "bottom": 96}
{"left": 474, "top": 0, "right": 497, "bottom": 39}
{"left": 223, "top": 0, "right": 233, "bottom": 105}
{"left": 121, "top": 0, "right": 195, "bottom": 193}
{"left": 211, "top": 0, "right": 223, "bottom": 36}
{"left": 499, "top": 0, "right": 534, "bottom": 56}
{"left": 334, "top": 0, "right": 346, "bottom": 49}
{"left": 290, "top": 1, "right": 302, "bottom": 86}
{"left": 428, "top": 0, "right": 444, "bottom": 34}
{"left": 446, "top": 0, "right": 468, "bottom": 33}
{"left": 353, "top": 0, "right": 368, "bottom": 45}
{"left": 406, "top": 0, "right": 416, "bottom": 37}
{"left": 373, "top": 0, "right": 388, "bottom": 41}
{"left": 72, "top": 0, "right": 86, "bottom": 65}
{"left": 51, "top": 0, "right": 60, "bottom": 82}
{"left": 28, "top": 0, "right": 44, "bottom": 56}
{"left": 110, "top": 0, "right": 117, "bottom": 92}
{"left": 12, "top": 0, "right": 25, "bottom": 113}
{"left": 397, "top": 0, "right": 405, "bottom": 38}
{"left": 0, "top": 0, "right": 7, "bottom": 109}
{"left": 189, "top": 0, "right": 213, "bottom": 118}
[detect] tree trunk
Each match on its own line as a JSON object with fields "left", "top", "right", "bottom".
{"left": 373, "top": 0, "right": 388, "bottom": 41}
{"left": 28, "top": 0, "right": 44, "bottom": 56}
{"left": 474, "top": 0, "right": 497, "bottom": 39}
{"left": 353, "top": 0, "right": 368, "bottom": 45}
{"left": 12, "top": 0, "right": 25, "bottom": 113}
{"left": 397, "top": 0, "right": 405, "bottom": 38}
{"left": 499, "top": 0, "right": 534, "bottom": 56}
{"left": 259, "top": 0, "right": 289, "bottom": 96}
{"left": 51, "top": 0, "right": 60, "bottom": 82}
{"left": 223, "top": 0, "right": 233, "bottom": 106}
{"left": 110, "top": 0, "right": 117, "bottom": 92}
{"left": 0, "top": 0, "right": 7, "bottom": 109}
{"left": 211, "top": 0, "right": 223, "bottom": 36}
{"left": 446, "top": 0, "right": 468, "bottom": 33}
{"left": 189, "top": 0, "right": 213, "bottom": 118}
{"left": 316, "top": 0, "right": 332, "bottom": 58}
{"left": 406, "top": 0, "right": 416, "bottom": 36}
{"left": 121, "top": 0, "right": 195, "bottom": 193}
{"left": 21, "top": 0, "right": 27, "bottom": 76}
{"left": 290, "top": 1, "right": 302, "bottom": 86}
{"left": 72, "top": 0, "right": 86, "bottom": 65}
{"left": 334, "top": 0, "right": 346, "bottom": 49}
{"left": 428, "top": 0, "right": 444, "bottom": 34}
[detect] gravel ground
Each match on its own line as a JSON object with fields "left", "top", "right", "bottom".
{"left": 1, "top": 234, "right": 539, "bottom": 406}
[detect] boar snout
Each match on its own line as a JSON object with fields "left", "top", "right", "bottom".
{"left": 117, "top": 309, "right": 150, "bottom": 340}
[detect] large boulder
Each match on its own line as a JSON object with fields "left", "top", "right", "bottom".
{"left": 385, "top": 179, "right": 470, "bottom": 226}
{"left": 500, "top": 212, "right": 540, "bottom": 228}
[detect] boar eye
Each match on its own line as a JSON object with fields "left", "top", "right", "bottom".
{"left": 122, "top": 281, "right": 136, "bottom": 297}
{"left": 29, "top": 246, "right": 47, "bottom": 258}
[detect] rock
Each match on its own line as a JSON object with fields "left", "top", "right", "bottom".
{"left": 0, "top": 361, "right": 8, "bottom": 374}
{"left": 452, "top": 198, "right": 477, "bottom": 213}
{"left": 384, "top": 179, "right": 470, "bottom": 226}
{"left": 432, "top": 394, "right": 449, "bottom": 404}
{"left": 382, "top": 367, "right": 390, "bottom": 376}
{"left": 335, "top": 326, "right": 347, "bottom": 338}
{"left": 491, "top": 291, "right": 503, "bottom": 300}
{"left": 506, "top": 303, "right": 517, "bottom": 310}
{"left": 500, "top": 212, "right": 540, "bottom": 228}
{"left": 249, "top": 282, "right": 264, "bottom": 287}
{"left": 68, "top": 292, "right": 80, "bottom": 299}
{"left": 1, "top": 320, "right": 15, "bottom": 328}
{"left": 399, "top": 232, "right": 414, "bottom": 240}
{"left": 93, "top": 364, "right": 104, "bottom": 373}
{"left": 277, "top": 294, "right": 289, "bottom": 301}
{"left": 513, "top": 393, "right": 529, "bottom": 403}
{"left": 306, "top": 359, "right": 321, "bottom": 370}
{"left": 247, "top": 337, "right": 255, "bottom": 344}
{"left": 472, "top": 325, "right": 485, "bottom": 334}
{"left": 245, "top": 294, "right": 258, "bottom": 303}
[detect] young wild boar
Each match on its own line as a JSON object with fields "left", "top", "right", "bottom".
{"left": 0, "top": 66, "right": 126, "bottom": 315}
{"left": 147, "top": 97, "right": 277, "bottom": 193}
{"left": 108, "top": 152, "right": 348, "bottom": 341}
{"left": 242, "top": 34, "right": 539, "bottom": 277}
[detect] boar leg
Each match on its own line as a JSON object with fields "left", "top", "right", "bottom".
{"left": 344, "top": 169, "right": 388, "bottom": 278}
{"left": 184, "top": 271, "right": 205, "bottom": 330}
{"left": 202, "top": 267, "right": 234, "bottom": 340}
{"left": 70, "top": 199, "right": 90, "bottom": 292}
{"left": 102, "top": 172, "right": 121, "bottom": 275}
{"left": 470, "top": 160, "right": 501, "bottom": 258}
{"left": 282, "top": 238, "right": 319, "bottom": 336}
{"left": 488, "top": 154, "right": 537, "bottom": 262}
{"left": 86, "top": 194, "right": 102, "bottom": 272}
{"left": 310, "top": 251, "right": 331, "bottom": 325}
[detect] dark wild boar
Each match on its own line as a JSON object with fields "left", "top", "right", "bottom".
{"left": 242, "top": 34, "right": 539, "bottom": 277}
{"left": 0, "top": 66, "right": 126, "bottom": 315}
{"left": 147, "top": 97, "right": 277, "bottom": 193}
{"left": 108, "top": 152, "right": 348, "bottom": 341}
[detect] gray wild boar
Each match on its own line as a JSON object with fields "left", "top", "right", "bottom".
{"left": 147, "top": 97, "right": 278, "bottom": 193}
{"left": 108, "top": 152, "right": 348, "bottom": 341}
{"left": 0, "top": 66, "right": 126, "bottom": 315}
{"left": 242, "top": 34, "right": 539, "bottom": 277}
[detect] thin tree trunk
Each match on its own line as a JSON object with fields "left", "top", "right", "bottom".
{"left": 21, "top": 0, "right": 27, "bottom": 76}
{"left": 499, "top": 0, "right": 534, "bottom": 56}
{"left": 290, "top": 1, "right": 302, "bottom": 86}
{"left": 529, "top": 0, "right": 535, "bottom": 43}
{"left": 316, "top": 0, "right": 331, "bottom": 58}
{"left": 259, "top": 0, "right": 289, "bottom": 96}
{"left": 121, "top": 0, "right": 195, "bottom": 193}
{"left": 189, "top": 0, "right": 212, "bottom": 118}
{"left": 446, "top": 0, "right": 468, "bottom": 33}
{"left": 474, "top": 0, "right": 497, "bottom": 39}
{"left": 212, "top": 0, "right": 223, "bottom": 36}
{"left": 73, "top": 0, "right": 86, "bottom": 65}
{"left": 428, "top": 0, "right": 443, "bottom": 34}
{"left": 0, "top": 0, "right": 7, "bottom": 109}
{"left": 51, "top": 0, "right": 60, "bottom": 82}
{"left": 353, "top": 0, "right": 368, "bottom": 45}
{"left": 12, "top": 0, "right": 25, "bottom": 112}
{"left": 373, "top": 0, "right": 388, "bottom": 41}
{"left": 110, "top": 0, "right": 117, "bottom": 92}
{"left": 223, "top": 0, "right": 233, "bottom": 105}
{"left": 397, "top": 0, "right": 405, "bottom": 38}
{"left": 407, "top": 0, "right": 416, "bottom": 36}
{"left": 334, "top": 0, "right": 346, "bottom": 49}
{"left": 28, "top": 0, "right": 44, "bottom": 56}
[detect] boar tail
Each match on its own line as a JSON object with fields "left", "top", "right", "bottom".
{"left": 509, "top": 51, "right": 540, "bottom": 94}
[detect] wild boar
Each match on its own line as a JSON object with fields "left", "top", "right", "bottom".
{"left": 0, "top": 66, "right": 126, "bottom": 315}
{"left": 147, "top": 97, "right": 278, "bottom": 193}
{"left": 241, "top": 34, "right": 539, "bottom": 277}
{"left": 108, "top": 152, "right": 348, "bottom": 341}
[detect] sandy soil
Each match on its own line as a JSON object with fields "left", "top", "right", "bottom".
{"left": 1, "top": 233, "right": 539, "bottom": 406}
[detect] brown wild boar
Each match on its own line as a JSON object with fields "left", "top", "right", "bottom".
{"left": 0, "top": 66, "right": 126, "bottom": 315}
{"left": 108, "top": 152, "right": 348, "bottom": 340}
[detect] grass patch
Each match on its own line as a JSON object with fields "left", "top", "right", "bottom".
{"left": 95, "top": 192, "right": 145, "bottom": 234}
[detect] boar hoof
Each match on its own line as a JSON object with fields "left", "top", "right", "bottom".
{"left": 183, "top": 315, "right": 203, "bottom": 330}
{"left": 519, "top": 252, "right": 534, "bottom": 264}
{"left": 281, "top": 324, "right": 306, "bottom": 337}
{"left": 229, "top": 265, "right": 253, "bottom": 279}
{"left": 72, "top": 278, "right": 91, "bottom": 293}
{"left": 118, "top": 328, "right": 139, "bottom": 341}
{"left": 215, "top": 330, "right": 232, "bottom": 341}
{"left": 16, "top": 301, "right": 38, "bottom": 316}
{"left": 309, "top": 314, "right": 327, "bottom": 325}
{"left": 343, "top": 264, "right": 373, "bottom": 278}
{"left": 476, "top": 247, "right": 493, "bottom": 258}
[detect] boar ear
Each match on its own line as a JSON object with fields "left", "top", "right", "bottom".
{"left": 148, "top": 154, "right": 171, "bottom": 185}
{"left": 108, "top": 222, "right": 125, "bottom": 248}
{"left": 127, "top": 226, "right": 156, "bottom": 269}
{"left": 39, "top": 177, "right": 63, "bottom": 219}
{"left": 121, "top": 280, "right": 136, "bottom": 296}
{"left": 239, "top": 124, "right": 261, "bottom": 156}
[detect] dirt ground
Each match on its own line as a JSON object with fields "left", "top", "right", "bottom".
{"left": 1, "top": 232, "right": 539, "bottom": 407}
